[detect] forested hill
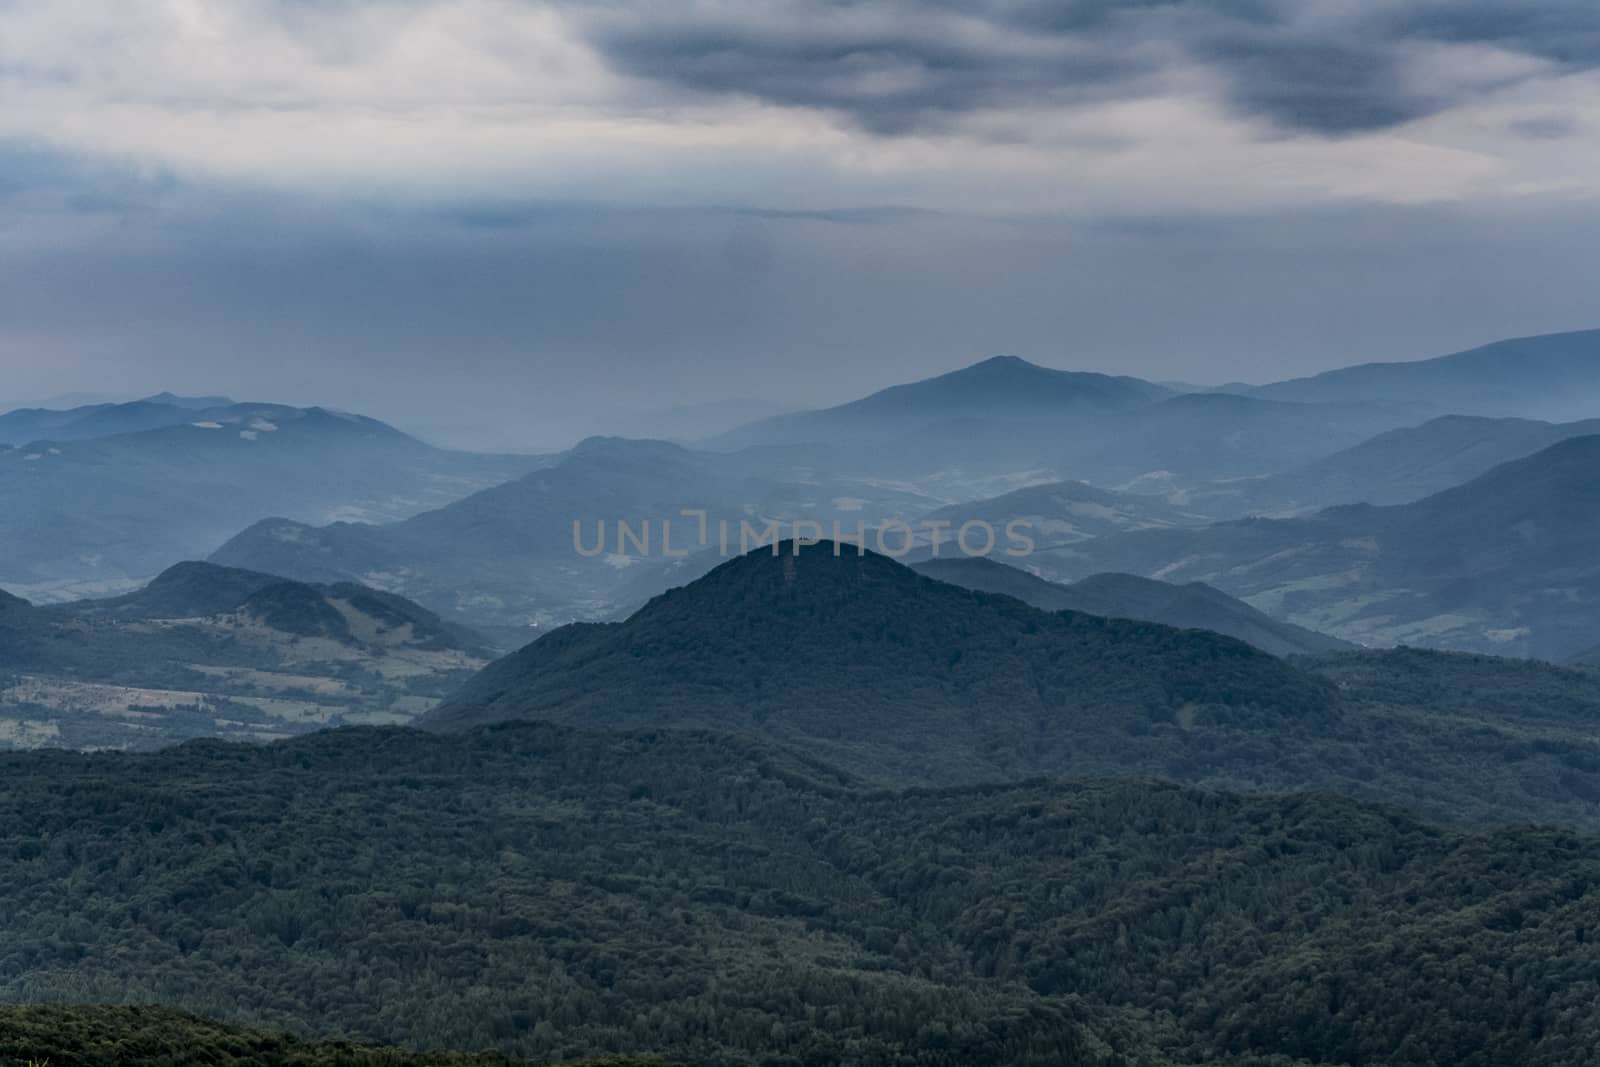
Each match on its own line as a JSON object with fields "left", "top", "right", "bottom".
{"left": 429, "top": 543, "right": 1600, "bottom": 830}
{"left": 0, "top": 561, "right": 493, "bottom": 750}
{"left": 911, "top": 557, "right": 1351, "bottom": 656}
{"left": 429, "top": 541, "right": 1337, "bottom": 783}
{"left": 3, "top": 721, "right": 1599, "bottom": 1067}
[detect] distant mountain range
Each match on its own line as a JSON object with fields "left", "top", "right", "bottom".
{"left": 430, "top": 542, "right": 1600, "bottom": 829}
{"left": 210, "top": 436, "right": 949, "bottom": 634}
{"left": 705, "top": 355, "right": 1414, "bottom": 488}
{"left": 0, "top": 561, "right": 490, "bottom": 749}
{"left": 705, "top": 355, "right": 1170, "bottom": 450}
{"left": 1188, "top": 413, "right": 1600, "bottom": 517}
{"left": 912, "top": 557, "right": 1352, "bottom": 657}
{"left": 1239, "top": 328, "right": 1600, "bottom": 420}
{"left": 0, "top": 393, "right": 235, "bottom": 445}
{"left": 1034, "top": 434, "right": 1600, "bottom": 659}
{"left": 0, "top": 400, "right": 540, "bottom": 601}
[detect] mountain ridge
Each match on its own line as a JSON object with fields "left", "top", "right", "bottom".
{"left": 428, "top": 541, "right": 1600, "bottom": 829}
{"left": 1034, "top": 433, "right": 1600, "bottom": 658}
{"left": 912, "top": 557, "right": 1353, "bottom": 656}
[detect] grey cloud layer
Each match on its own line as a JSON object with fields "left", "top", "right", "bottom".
{"left": 576, "top": 0, "right": 1600, "bottom": 135}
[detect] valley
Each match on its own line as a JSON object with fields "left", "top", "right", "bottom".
{"left": 8, "top": 329, "right": 1600, "bottom": 1066}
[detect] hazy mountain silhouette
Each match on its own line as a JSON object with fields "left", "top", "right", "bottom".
{"left": 1190, "top": 413, "right": 1600, "bottom": 517}
{"left": 1035, "top": 434, "right": 1600, "bottom": 659}
{"left": 1247, "top": 328, "right": 1600, "bottom": 420}
{"left": 0, "top": 403, "right": 538, "bottom": 599}
{"left": 708, "top": 356, "right": 1412, "bottom": 489}
{"left": 913, "top": 557, "right": 1352, "bottom": 656}
{"left": 211, "top": 436, "right": 954, "bottom": 634}
{"left": 0, "top": 395, "right": 234, "bottom": 445}
{"left": 708, "top": 355, "right": 1170, "bottom": 450}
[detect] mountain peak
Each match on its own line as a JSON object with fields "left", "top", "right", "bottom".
{"left": 428, "top": 540, "right": 1337, "bottom": 784}
{"left": 704, "top": 355, "right": 1169, "bottom": 449}
{"left": 140, "top": 392, "right": 235, "bottom": 410}
{"left": 111, "top": 561, "right": 287, "bottom": 619}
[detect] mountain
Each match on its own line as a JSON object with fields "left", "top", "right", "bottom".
{"left": 913, "top": 557, "right": 1353, "bottom": 657}
{"left": 0, "top": 561, "right": 491, "bottom": 750}
{"left": 1249, "top": 328, "right": 1600, "bottom": 420}
{"left": 0, "top": 402, "right": 540, "bottom": 601}
{"left": 1065, "top": 392, "right": 1411, "bottom": 486}
{"left": 1033, "top": 434, "right": 1600, "bottom": 659}
{"left": 430, "top": 542, "right": 1600, "bottom": 829}
{"left": 919, "top": 479, "right": 1205, "bottom": 548}
{"left": 0, "top": 398, "right": 200, "bottom": 445}
{"left": 708, "top": 355, "right": 1170, "bottom": 451}
{"left": 210, "top": 436, "right": 948, "bottom": 634}
{"left": 4, "top": 721, "right": 1599, "bottom": 1066}
{"left": 141, "top": 391, "right": 236, "bottom": 410}
{"left": 1188, "top": 414, "right": 1600, "bottom": 517}
{"left": 430, "top": 540, "right": 1339, "bottom": 785}
{"left": 705, "top": 358, "right": 1415, "bottom": 493}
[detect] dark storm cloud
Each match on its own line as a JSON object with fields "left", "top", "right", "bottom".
{"left": 586, "top": 15, "right": 1144, "bottom": 135}
{"left": 577, "top": 0, "right": 1600, "bottom": 136}
{"left": 1390, "top": 1, "right": 1600, "bottom": 64}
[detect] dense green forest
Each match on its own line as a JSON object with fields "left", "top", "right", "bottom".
{"left": 4, "top": 722, "right": 1599, "bottom": 1066}
{"left": 0, "top": 1005, "right": 672, "bottom": 1067}
{"left": 430, "top": 544, "right": 1600, "bottom": 830}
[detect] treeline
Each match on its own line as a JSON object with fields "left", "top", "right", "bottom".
{"left": 0, "top": 1004, "right": 673, "bottom": 1067}
{"left": 2, "top": 723, "right": 1598, "bottom": 1066}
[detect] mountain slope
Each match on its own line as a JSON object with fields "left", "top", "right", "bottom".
{"left": 210, "top": 436, "right": 947, "bottom": 634}
{"left": 707, "top": 358, "right": 1413, "bottom": 490}
{"left": 3, "top": 722, "right": 1599, "bottom": 1067}
{"left": 919, "top": 480, "right": 1204, "bottom": 548}
{"left": 430, "top": 542, "right": 1338, "bottom": 786}
{"left": 913, "top": 557, "right": 1352, "bottom": 656}
{"left": 1189, "top": 414, "right": 1600, "bottom": 517}
{"left": 1250, "top": 328, "right": 1600, "bottom": 419}
{"left": 0, "top": 562, "right": 491, "bottom": 749}
{"left": 0, "top": 402, "right": 539, "bottom": 599}
{"left": 0, "top": 394, "right": 233, "bottom": 445}
{"left": 429, "top": 543, "right": 1600, "bottom": 828}
{"left": 1034, "top": 434, "right": 1600, "bottom": 658}
{"left": 708, "top": 355, "right": 1169, "bottom": 450}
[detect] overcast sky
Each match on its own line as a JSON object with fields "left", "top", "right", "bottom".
{"left": 4, "top": 0, "right": 1600, "bottom": 449}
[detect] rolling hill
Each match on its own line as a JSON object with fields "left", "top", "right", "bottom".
{"left": 707, "top": 357, "right": 1412, "bottom": 490}
{"left": 1188, "top": 413, "right": 1600, "bottom": 517}
{"left": 0, "top": 561, "right": 491, "bottom": 750}
{"left": 4, "top": 721, "right": 1600, "bottom": 1066}
{"left": 0, "top": 393, "right": 234, "bottom": 445}
{"left": 210, "top": 436, "right": 949, "bottom": 635}
{"left": 912, "top": 557, "right": 1352, "bottom": 657}
{"left": 429, "top": 541, "right": 1338, "bottom": 786}
{"left": 1247, "top": 327, "right": 1600, "bottom": 420}
{"left": 0, "top": 402, "right": 541, "bottom": 602}
{"left": 1033, "top": 434, "right": 1600, "bottom": 659}
{"left": 918, "top": 480, "right": 1205, "bottom": 548}
{"left": 429, "top": 542, "right": 1600, "bottom": 829}
{"left": 706, "top": 355, "right": 1170, "bottom": 450}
